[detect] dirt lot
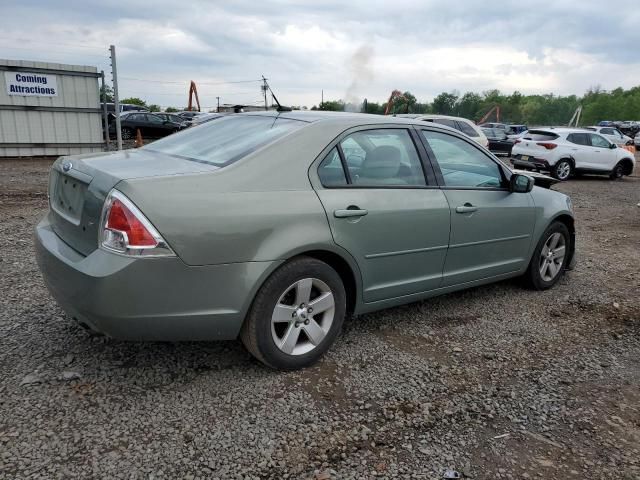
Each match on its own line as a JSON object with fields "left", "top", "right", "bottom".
{"left": 0, "top": 157, "right": 639, "bottom": 480}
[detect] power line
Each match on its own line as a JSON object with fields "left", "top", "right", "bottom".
{"left": 119, "top": 76, "right": 262, "bottom": 86}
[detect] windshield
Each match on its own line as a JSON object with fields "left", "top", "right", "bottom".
{"left": 144, "top": 115, "right": 305, "bottom": 166}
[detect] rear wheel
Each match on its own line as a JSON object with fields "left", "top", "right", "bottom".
{"left": 551, "top": 160, "right": 572, "bottom": 181}
{"left": 610, "top": 162, "right": 624, "bottom": 179}
{"left": 524, "top": 222, "right": 570, "bottom": 290}
{"left": 121, "top": 127, "right": 134, "bottom": 140}
{"left": 240, "top": 257, "right": 346, "bottom": 370}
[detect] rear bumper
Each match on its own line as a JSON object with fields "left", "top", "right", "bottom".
{"left": 511, "top": 155, "right": 550, "bottom": 171}
{"left": 35, "top": 213, "right": 277, "bottom": 341}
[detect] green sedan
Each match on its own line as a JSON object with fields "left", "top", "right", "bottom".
{"left": 35, "top": 112, "right": 576, "bottom": 370}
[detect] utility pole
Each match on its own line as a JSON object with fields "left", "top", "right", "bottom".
{"left": 216, "top": 96, "right": 220, "bottom": 112}
{"left": 261, "top": 76, "right": 269, "bottom": 110}
{"left": 100, "top": 70, "right": 110, "bottom": 150}
{"left": 109, "top": 45, "right": 122, "bottom": 150}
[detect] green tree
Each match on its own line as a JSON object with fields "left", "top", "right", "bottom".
{"left": 147, "top": 104, "right": 161, "bottom": 112}
{"left": 432, "top": 92, "right": 459, "bottom": 115}
{"left": 100, "top": 84, "right": 113, "bottom": 103}
{"left": 165, "top": 106, "right": 179, "bottom": 112}
{"left": 120, "top": 97, "right": 147, "bottom": 107}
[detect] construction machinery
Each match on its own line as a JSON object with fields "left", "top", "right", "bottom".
{"left": 567, "top": 106, "right": 582, "bottom": 127}
{"left": 478, "top": 105, "right": 501, "bottom": 125}
{"left": 187, "top": 81, "right": 201, "bottom": 112}
{"left": 384, "top": 90, "right": 409, "bottom": 115}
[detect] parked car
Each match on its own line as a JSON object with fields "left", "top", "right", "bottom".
{"left": 634, "top": 132, "right": 640, "bottom": 148}
{"left": 597, "top": 120, "right": 614, "bottom": 127}
{"left": 155, "top": 112, "right": 189, "bottom": 128}
{"left": 109, "top": 112, "right": 185, "bottom": 140}
{"left": 480, "top": 122, "right": 507, "bottom": 130}
{"left": 36, "top": 112, "right": 576, "bottom": 370}
{"left": 482, "top": 127, "right": 514, "bottom": 156}
{"left": 505, "top": 124, "right": 528, "bottom": 137}
{"left": 177, "top": 111, "right": 205, "bottom": 121}
{"left": 103, "top": 102, "right": 149, "bottom": 114}
{"left": 585, "top": 126, "right": 632, "bottom": 146}
{"left": 189, "top": 112, "right": 224, "bottom": 127}
{"left": 512, "top": 128, "right": 635, "bottom": 180}
{"left": 396, "top": 114, "right": 489, "bottom": 148}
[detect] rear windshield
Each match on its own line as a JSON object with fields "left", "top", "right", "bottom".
{"left": 456, "top": 120, "right": 480, "bottom": 137}
{"left": 522, "top": 130, "right": 559, "bottom": 141}
{"left": 144, "top": 115, "right": 305, "bottom": 166}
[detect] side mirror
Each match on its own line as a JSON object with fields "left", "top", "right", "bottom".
{"left": 510, "top": 173, "right": 534, "bottom": 193}
{"left": 609, "top": 143, "right": 617, "bottom": 149}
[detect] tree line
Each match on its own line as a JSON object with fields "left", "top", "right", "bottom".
{"left": 311, "top": 86, "right": 640, "bottom": 126}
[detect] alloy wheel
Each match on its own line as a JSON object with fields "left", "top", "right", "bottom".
{"left": 271, "top": 278, "right": 335, "bottom": 356}
{"left": 539, "top": 232, "right": 566, "bottom": 282}
{"left": 556, "top": 161, "right": 571, "bottom": 180}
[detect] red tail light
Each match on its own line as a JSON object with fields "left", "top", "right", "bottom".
{"left": 100, "top": 190, "right": 174, "bottom": 257}
{"left": 537, "top": 142, "right": 557, "bottom": 150}
{"left": 514, "top": 139, "right": 522, "bottom": 144}
{"left": 106, "top": 199, "right": 157, "bottom": 247}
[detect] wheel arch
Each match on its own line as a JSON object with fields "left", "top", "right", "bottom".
{"left": 549, "top": 213, "right": 576, "bottom": 267}
{"left": 619, "top": 157, "right": 634, "bottom": 175}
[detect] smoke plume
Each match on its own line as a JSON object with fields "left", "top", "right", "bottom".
{"left": 344, "top": 45, "right": 374, "bottom": 112}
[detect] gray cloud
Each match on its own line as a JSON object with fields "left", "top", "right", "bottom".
{"left": 1, "top": 0, "right": 639, "bottom": 108}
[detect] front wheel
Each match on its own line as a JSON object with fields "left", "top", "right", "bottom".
{"left": 240, "top": 257, "right": 346, "bottom": 370}
{"left": 121, "top": 127, "right": 134, "bottom": 140}
{"left": 551, "top": 160, "right": 572, "bottom": 180}
{"left": 524, "top": 222, "right": 570, "bottom": 290}
{"left": 610, "top": 162, "right": 624, "bottom": 179}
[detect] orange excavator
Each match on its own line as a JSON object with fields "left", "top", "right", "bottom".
{"left": 384, "top": 90, "right": 409, "bottom": 115}
{"left": 478, "top": 105, "right": 501, "bottom": 124}
{"left": 187, "top": 80, "right": 201, "bottom": 112}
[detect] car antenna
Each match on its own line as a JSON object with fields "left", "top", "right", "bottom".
{"left": 262, "top": 75, "right": 291, "bottom": 112}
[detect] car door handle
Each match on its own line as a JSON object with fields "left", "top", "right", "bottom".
{"left": 455, "top": 203, "right": 478, "bottom": 214}
{"left": 334, "top": 208, "right": 368, "bottom": 218}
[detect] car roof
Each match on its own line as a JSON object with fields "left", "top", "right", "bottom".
{"left": 527, "top": 127, "right": 595, "bottom": 134}
{"left": 395, "top": 113, "right": 475, "bottom": 123}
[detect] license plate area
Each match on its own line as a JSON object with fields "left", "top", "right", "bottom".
{"left": 520, "top": 155, "right": 529, "bottom": 161}
{"left": 51, "top": 171, "right": 88, "bottom": 226}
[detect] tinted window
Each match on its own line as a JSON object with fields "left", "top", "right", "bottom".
{"left": 567, "top": 133, "right": 591, "bottom": 146}
{"left": 590, "top": 133, "right": 610, "bottom": 148}
{"left": 456, "top": 120, "right": 480, "bottom": 137}
{"left": 340, "top": 129, "right": 426, "bottom": 187}
{"left": 433, "top": 118, "right": 457, "bottom": 129}
{"left": 422, "top": 130, "right": 504, "bottom": 188}
{"left": 146, "top": 114, "right": 163, "bottom": 124}
{"left": 601, "top": 128, "right": 614, "bottom": 135}
{"left": 522, "top": 130, "right": 560, "bottom": 141}
{"left": 127, "top": 114, "right": 144, "bottom": 122}
{"left": 317, "top": 148, "right": 347, "bottom": 187}
{"left": 144, "top": 116, "right": 304, "bottom": 166}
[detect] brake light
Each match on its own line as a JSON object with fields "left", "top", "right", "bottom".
{"left": 537, "top": 142, "right": 557, "bottom": 150}
{"left": 100, "top": 190, "right": 174, "bottom": 257}
{"left": 514, "top": 139, "right": 522, "bottom": 144}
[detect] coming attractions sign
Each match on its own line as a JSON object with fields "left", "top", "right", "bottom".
{"left": 5, "top": 71, "right": 58, "bottom": 97}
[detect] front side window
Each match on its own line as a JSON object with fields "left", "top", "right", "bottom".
{"left": 146, "top": 114, "right": 164, "bottom": 124}
{"left": 421, "top": 130, "right": 504, "bottom": 188}
{"left": 335, "top": 129, "right": 426, "bottom": 187}
{"left": 589, "top": 133, "right": 610, "bottom": 148}
{"left": 145, "top": 115, "right": 305, "bottom": 166}
{"left": 127, "top": 114, "right": 144, "bottom": 122}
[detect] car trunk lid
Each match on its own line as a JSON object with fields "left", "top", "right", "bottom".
{"left": 48, "top": 149, "right": 219, "bottom": 256}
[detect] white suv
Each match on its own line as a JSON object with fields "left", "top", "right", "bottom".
{"left": 511, "top": 128, "right": 635, "bottom": 180}
{"left": 585, "top": 126, "right": 632, "bottom": 146}
{"left": 395, "top": 114, "right": 489, "bottom": 149}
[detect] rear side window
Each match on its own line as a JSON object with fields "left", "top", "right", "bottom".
{"left": 455, "top": 120, "right": 480, "bottom": 138}
{"left": 432, "top": 118, "right": 457, "bottom": 129}
{"left": 317, "top": 148, "right": 347, "bottom": 186}
{"left": 330, "top": 129, "right": 426, "bottom": 187}
{"left": 523, "top": 130, "right": 560, "bottom": 141}
{"left": 145, "top": 116, "right": 304, "bottom": 166}
{"left": 601, "top": 128, "right": 614, "bottom": 135}
{"left": 567, "top": 133, "right": 591, "bottom": 146}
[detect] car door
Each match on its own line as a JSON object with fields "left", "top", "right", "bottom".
{"left": 144, "top": 114, "right": 167, "bottom": 137}
{"left": 565, "top": 132, "right": 592, "bottom": 169}
{"left": 313, "top": 127, "right": 451, "bottom": 303}
{"left": 587, "top": 133, "right": 617, "bottom": 171}
{"left": 419, "top": 129, "right": 536, "bottom": 287}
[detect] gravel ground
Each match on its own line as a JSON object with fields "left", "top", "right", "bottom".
{"left": 1, "top": 156, "right": 639, "bottom": 480}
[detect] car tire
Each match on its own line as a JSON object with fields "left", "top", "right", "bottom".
{"left": 610, "top": 162, "right": 624, "bottom": 179}
{"left": 240, "top": 257, "right": 346, "bottom": 370}
{"left": 551, "top": 160, "right": 572, "bottom": 181}
{"left": 121, "top": 127, "right": 134, "bottom": 140}
{"left": 524, "top": 221, "right": 571, "bottom": 290}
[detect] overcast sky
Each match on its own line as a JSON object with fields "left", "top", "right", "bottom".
{"left": 1, "top": 0, "right": 639, "bottom": 109}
